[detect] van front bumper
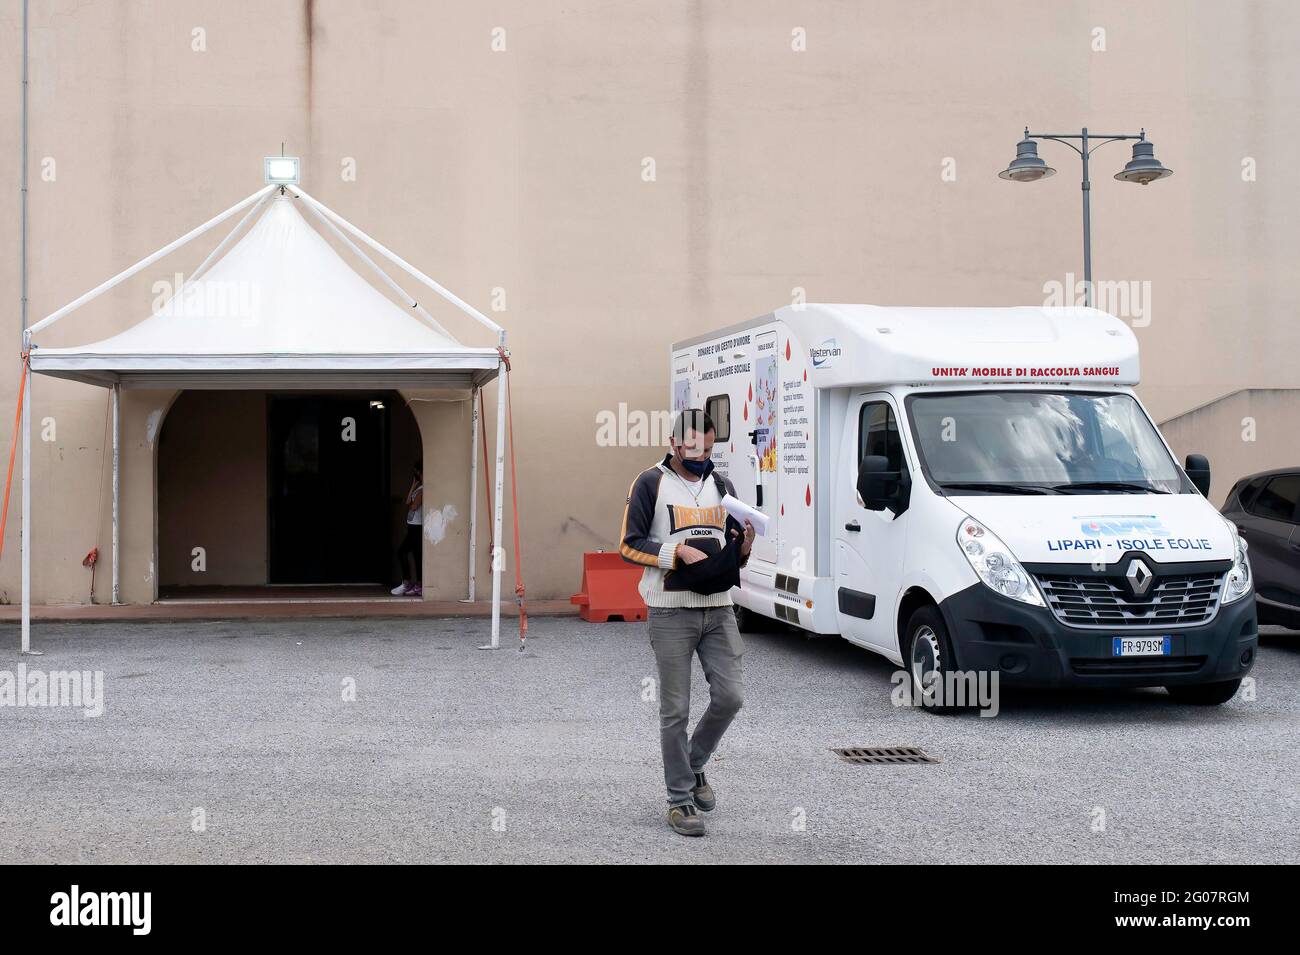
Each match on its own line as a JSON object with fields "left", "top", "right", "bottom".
{"left": 937, "top": 583, "right": 1258, "bottom": 689}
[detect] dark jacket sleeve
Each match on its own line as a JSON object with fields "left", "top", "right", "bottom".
{"left": 721, "top": 476, "right": 752, "bottom": 568}
{"left": 620, "top": 469, "right": 675, "bottom": 569}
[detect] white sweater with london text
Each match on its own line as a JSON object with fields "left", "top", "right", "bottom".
{"left": 618, "top": 454, "right": 750, "bottom": 608}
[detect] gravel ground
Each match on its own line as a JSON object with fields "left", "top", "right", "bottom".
{"left": 1, "top": 616, "right": 1296, "bottom": 864}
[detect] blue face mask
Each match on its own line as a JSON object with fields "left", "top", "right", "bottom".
{"left": 679, "top": 456, "right": 711, "bottom": 477}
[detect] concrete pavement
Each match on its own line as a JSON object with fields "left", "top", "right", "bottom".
{"left": 1, "top": 616, "right": 1296, "bottom": 864}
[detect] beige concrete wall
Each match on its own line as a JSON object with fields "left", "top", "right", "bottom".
{"left": 158, "top": 391, "right": 268, "bottom": 587}
{"left": 403, "top": 391, "right": 474, "bottom": 601}
{"left": 1160, "top": 389, "right": 1300, "bottom": 508}
{"left": 120, "top": 389, "right": 181, "bottom": 605}
{"left": 1, "top": 1, "right": 1298, "bottom": 604}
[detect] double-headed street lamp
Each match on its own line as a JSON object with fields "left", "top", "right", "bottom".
{"left": 999, "top": 127, "right": 1173, "bottom": 307}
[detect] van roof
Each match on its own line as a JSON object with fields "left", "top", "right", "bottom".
{"left": 672, "top": 304, "right": 1140, "bottom": 387}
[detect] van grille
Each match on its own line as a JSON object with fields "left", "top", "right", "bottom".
{"left": 1035, "top": 572, "right": 1225, "bottom": 629}
{"left": 1071, "top": 655, "right": 1207, "bottom": 676}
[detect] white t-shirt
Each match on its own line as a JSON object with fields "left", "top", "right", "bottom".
{"left": 406, "top": 483, "right": 423, "bottom": 525}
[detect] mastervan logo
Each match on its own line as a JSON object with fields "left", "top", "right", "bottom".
{"left": 810, "top": 338, "right": 841, "bottom": 368}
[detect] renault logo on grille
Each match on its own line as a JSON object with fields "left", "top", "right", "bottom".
{"left": 1125, "top": 558, "right": 1154, "bottom": 596}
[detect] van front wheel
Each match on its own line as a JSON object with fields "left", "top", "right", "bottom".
{"left": 903, "top": 606, "right": 964, "bottom": 712}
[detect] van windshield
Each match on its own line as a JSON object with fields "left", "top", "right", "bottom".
{"left": 905, "top": 391, "right": 1188, "bottom": 494}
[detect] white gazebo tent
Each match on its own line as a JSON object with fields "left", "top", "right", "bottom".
{"left": 19, "top": 168, "right": 514, "bottom": 652}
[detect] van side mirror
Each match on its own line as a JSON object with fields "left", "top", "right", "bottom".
{"left": 1184, "top": 453, "right": 1211, "bottom": 497}
{"left": 857, "top": 454, "right": 911, "bottom": 516}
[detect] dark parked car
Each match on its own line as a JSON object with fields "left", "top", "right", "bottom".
{"left": 1222, "top": 469, "right": 1300, "bottom": 630}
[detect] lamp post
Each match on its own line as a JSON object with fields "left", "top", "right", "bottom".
{"left": 999, "top": 127, "right": 1172, "bottom": 308}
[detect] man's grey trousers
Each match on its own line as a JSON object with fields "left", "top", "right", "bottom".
{"left": 647, "top": 605, "right": 746, "bottom": 806}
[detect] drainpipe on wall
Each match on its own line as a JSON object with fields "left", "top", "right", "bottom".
{"left": 20, "top": 0, "right": 27, "bottom": 342}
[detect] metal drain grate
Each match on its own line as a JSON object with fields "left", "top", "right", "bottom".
{"left": 831, "top": 746, "right": 939, "bottom": 765}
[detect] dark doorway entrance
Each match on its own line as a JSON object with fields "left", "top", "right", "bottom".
{"left": 268, "top": 395, "right": 390, "bottom": 584}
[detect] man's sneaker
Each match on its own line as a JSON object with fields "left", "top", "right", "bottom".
{"left": 390, "top": 583, "right": 409, "bottom": 596}
{"left": 667, "top": 803, "right": 705, "bottom": 836}
{"left": 691, "top": 772, "right": 716, "bottom": 812}
{"left": 410, "top": 585, "right": 423, "bottom": 597}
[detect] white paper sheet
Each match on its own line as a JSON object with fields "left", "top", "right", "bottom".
{"left": 721, "top": 493, "right": 770, "bottom": 536}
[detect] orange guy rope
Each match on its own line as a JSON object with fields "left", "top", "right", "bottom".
{"left": 0, "top": 352, "right": 31, "bottom": 561}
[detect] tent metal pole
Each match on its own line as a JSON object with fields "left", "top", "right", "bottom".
{"left": 187, "top": 190, "right": 274, "bottom": 284}
{"left": 20, "top": 331, "right": 31, "bottom": 653}
{"left": 111, "top": 382, "right": 120, "bottom": 605}
{"left": 290, "top": 187, "right": 503, "bottom": 336}
{"left": 28, "top": 184, "right": 276, "bottom": 336}
{"left": 295, "top": 195, "right": 458, "bottom": 341}
{"left": 465, "top": 386, "right": 480, "bottom": 602}
{"left": 487, "top": 354, "right": 508, "bottom": 649}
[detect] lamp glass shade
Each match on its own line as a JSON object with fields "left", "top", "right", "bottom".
{"left": 999, "top": 139, "right": 1056, "bottom": 182}
{"left": 1114, "top": 140, "right": 1172, "bottom": 184}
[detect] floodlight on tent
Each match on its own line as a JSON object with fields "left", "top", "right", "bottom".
{"left": 264, "top": 156, "right": 301, "bottom": 185}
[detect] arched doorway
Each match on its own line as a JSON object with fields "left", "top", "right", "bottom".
{"left": 157, "top": 390, "right": 423, "bottom": 596}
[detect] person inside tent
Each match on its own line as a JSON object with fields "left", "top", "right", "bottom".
{"left": 392, "top": 460, "right": 423, "bottom": 597}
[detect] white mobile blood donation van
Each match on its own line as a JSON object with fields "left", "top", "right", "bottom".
{"left": 671, "top": 305, "right": 1256, "bottom": 707}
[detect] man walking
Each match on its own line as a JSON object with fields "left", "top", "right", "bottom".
{"left": 620, "top": 408, "right": 755, "bottom": 836}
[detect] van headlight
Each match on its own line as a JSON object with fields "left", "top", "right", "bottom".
{"left": 1221, "top": 523, "right": 1252, "bottom": 604}
{"left": 957, "top": 517, "right": 1044, "bottom": 606}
